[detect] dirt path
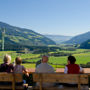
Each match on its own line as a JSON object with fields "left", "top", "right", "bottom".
{"left": 27, "top": 68, "right": 90, "bottom": 73}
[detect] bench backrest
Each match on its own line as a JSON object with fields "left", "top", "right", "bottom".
{"left": 33, "top": 73, "right": 88, "bottom": 90}
{"left": 14, "top": 73, "right": 23, "bottom": 83}
{"left": 0, "top": 73, "right": 23, "bottom": 90}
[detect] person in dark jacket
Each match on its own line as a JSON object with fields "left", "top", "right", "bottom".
{"left": 0, "top": 54, "right": 14, "bottom": 73}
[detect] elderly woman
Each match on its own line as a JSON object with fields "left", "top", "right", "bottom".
{"left": 0, "top": 54, "right": 14, "bottom": 73}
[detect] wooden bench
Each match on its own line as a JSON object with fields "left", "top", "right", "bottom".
{"left": 32, "top": 73, "right": 89, "bottom": 90}
{"left": 0, "top": 73, "right": 25, "bottom": 90}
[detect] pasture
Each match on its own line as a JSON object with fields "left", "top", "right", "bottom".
{"left": 0, "top": 49, "right": 90, "bottom": 68}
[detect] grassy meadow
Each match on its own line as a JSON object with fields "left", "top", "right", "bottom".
{"left": 0, "top": 49, "right": 90, "bottom": 68}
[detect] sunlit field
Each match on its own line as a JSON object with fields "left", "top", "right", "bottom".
{"left": 0, "top": 49, "right": 90, "bottom": 68}
{"left": 49, "top": 52, "right": 90, "bottom": 65}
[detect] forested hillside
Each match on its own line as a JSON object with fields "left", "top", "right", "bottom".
{"left": 65, "top": 32, "right": 90, "bottom": 44}
{"left": 80, "top": 39, "right": 90, "bottom": 49}
{"left": 0, "top": 22, "right": 56, "bottom": 50}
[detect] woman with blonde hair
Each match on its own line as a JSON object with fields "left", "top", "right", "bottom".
{"left": 0, "top": 54, "right": 14, "bottom": 73}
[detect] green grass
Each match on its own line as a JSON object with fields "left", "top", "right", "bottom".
{"left": 59, "top": 49, "right": 90, "bottom": 54}
{"left": 49, "top": 56, "right": 67, "bottom": 64}
{"left": 49, "top": 52, "right": 90, "bottom": 65}
{"left": 0, "top": 49, "right": 90, "bottom": 68}
{"left": 22, "top": 64, "right": 35, "bottom": 68}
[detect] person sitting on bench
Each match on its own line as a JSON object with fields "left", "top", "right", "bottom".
{"left": 35, "top": 55, "right": 55, "bottom": 87}
{"left": 14, "top": 57, "right": 29, "bottom": 86}
{"left": 64, "top": 56, "right": 84, "bottom": 87}
{"left": 0, "top": 54, "right": 14, "bottom": 73}
{"left": 64, "top": 56, "right": 83, "bottom": 74}
{"left": 14, "top": 57, "right": 28, "bottom": 75}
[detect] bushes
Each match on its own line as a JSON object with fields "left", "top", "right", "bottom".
{"left": 48, "top": 52, "right": 72, "bottom": 57}
{"left": 80, "top": 62, "right": 90, "bottom": 68}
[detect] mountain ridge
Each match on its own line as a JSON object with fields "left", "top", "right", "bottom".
{"left": 0, "top": 22, "right": 56, "bottom": 49}
{"left": 65, "top": 31, "right": 90, "bottom": 44}
{"left": 44, "top": 34, "right": 72, "bottom": 44}
{"left": 80, "top": 39, "right": 90, "bottom": 49}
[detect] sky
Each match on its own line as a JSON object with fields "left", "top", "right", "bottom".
{"left": 0, "top": 0, "right": 90, "bottom": 36}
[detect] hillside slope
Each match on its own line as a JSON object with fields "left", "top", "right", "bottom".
{"left": 0, "top": 22, "right": 56, "bottom": 47}
{"left": 65, "top": 31, "right": 90, "bottom": 44}
{"left": 80, "top": 39, "right": 90, "bottom": 49}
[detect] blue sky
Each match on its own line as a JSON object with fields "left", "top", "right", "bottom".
{"left": 0, "top": 0, "right": 90, "bottom": 36}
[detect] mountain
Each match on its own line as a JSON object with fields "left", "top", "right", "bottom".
{"left": 0, "top": 22, "right": 56, "bottom": 49}
{"left": 65, "top": 31, "right": 90, "bottom": 44}
{"left": 44, "top": 34, "right": 72, "bottom": 44}
{"left": 80, "top": 39, "right": 90, "bottom": 49}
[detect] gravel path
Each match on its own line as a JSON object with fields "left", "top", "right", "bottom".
{"left": 27, "top": 68, "right": 90, "bottom": 73}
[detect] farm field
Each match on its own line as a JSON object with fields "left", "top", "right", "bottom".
{"left": 49, "top": 52, "right": 90, "bottom": 64}
{"left": 0, "top": 49, "right": 90, "bottom": 68}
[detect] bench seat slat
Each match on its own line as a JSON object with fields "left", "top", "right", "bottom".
{"left": 0, "top": 73, "right": 13, "bottom": 82}
{"left": 33, "top": 73, "right": 88, "bottom": 84}
{"left": 32, "top": 73, "right": 89, "bottom": 90}
{"left": 14, "top": 74, "right": 23, "bottom": 82}
{"left": 0, "top": 73, "right": 24, "bottom": 90}
{"left": 32, "top": 86, "right": 78, "bottom": 90}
